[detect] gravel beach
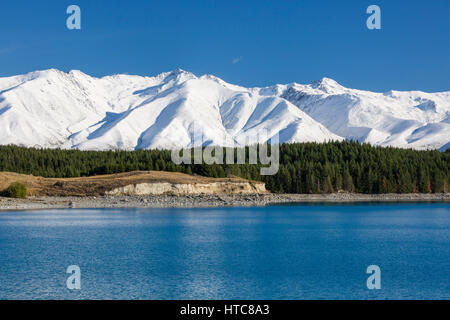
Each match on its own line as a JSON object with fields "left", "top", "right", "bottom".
{"left": 0, "top": 193, "right": 448, "bottom": 211}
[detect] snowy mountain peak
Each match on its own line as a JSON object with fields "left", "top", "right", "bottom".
{"left": 68, "top": 69, "right": 90, "bottom": 77}
{"left": 312, "top": 77, "right": 340, "bottom": 86}
{"left": 0, "top": 69, "right": 448, "bottom": 151}
{"left": 157, "top": 68, "right": 196, "bottom": 80}
{"left": 171, "top": 68, "right": 190, "bottom": 75}
{"left": 21, "top": 68, "right": 61, "bottom": 80}
{"left": 309, "top": 77, "right": 344, "bottom": 93}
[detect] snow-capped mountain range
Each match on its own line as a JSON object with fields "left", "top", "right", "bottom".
{"left": 0, "top": 69, "right": 448, "bottom": 151}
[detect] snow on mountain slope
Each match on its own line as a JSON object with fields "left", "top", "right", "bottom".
{"left": 281, "top": 78, "right": 450, "bottom": 150}
{"left": 0, "top": 69, "right": 448, "bottom": 151}
{"left": 0, "top": 69, "right": 340, "bottom": 150}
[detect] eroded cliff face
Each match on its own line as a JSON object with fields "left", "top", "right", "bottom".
{"left": 105, "top": 181, "right": 267, "bottom": 196}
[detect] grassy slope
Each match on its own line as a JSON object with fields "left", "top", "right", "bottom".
{"left": 0, "top": 171, "right": 260, "bottom": 197}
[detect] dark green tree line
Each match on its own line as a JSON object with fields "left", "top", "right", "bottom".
{"left": 0, "top": 142, "right": 448, "bottom": 194}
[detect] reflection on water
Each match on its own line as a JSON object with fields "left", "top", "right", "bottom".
{"left": 0, "top": 203, "right": 449, "bottom": 299}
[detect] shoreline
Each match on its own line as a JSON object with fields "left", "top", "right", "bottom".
{"left": 0, "top": 193, "right": 449, "bottom": 211}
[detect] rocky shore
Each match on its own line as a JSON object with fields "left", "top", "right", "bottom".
{"left": 0, "top": 193, "right": 448, "bottom": 211}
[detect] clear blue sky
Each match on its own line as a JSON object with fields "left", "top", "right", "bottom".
{"left": 0, "top": 0, "right": 448, "bottom": 92}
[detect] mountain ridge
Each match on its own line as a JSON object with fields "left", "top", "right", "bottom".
{"left": 0, "top": 69, "right": 448, "bottom": 151}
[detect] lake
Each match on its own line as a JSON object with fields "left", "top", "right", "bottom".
{"left": 0, "top": 203, "right": 449, "bottom": 300}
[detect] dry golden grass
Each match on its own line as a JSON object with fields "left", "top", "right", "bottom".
{"left": 0, "top": 171, "right": 253, "bottom": 197}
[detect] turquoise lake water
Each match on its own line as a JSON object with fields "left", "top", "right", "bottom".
{"left": 0, "top": 203, "right": 449, "bottom": 300}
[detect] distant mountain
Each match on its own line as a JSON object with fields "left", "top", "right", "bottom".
{"left": 0, "top": 69, "right": 448, "bottom": 150}
{"left": 281, "top": 78, "right": 450, "bottom": 150}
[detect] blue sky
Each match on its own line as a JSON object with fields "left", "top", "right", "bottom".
{"left": 0, "top": 0, "right": 448, "bottom": 92}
